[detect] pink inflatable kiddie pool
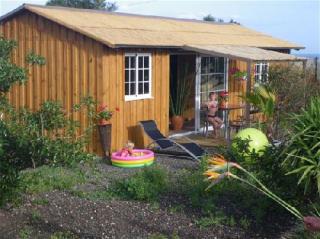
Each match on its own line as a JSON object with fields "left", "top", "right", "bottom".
{"left": 111, "top": 149, "right": 155, "bottom": 168}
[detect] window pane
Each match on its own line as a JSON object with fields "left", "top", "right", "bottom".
{"left": 209, "top": 74, "right": 224, "bottom": 91}
{"left": 130, "top": 56, "right": 135, "bottom": 68}
{"left": 138, "top": 70, "right": 143, "bottom": 82}
{"left": 144, "top": 70, "right": 149, "bottom": 82}
{"left": 208, "top": 58, "right": 215, "bottom": 73}
{"left": 200, "top": 75, "right": 208, "bottom": 93}
{"left": 218, "top": 57, "right": 224, "bottom": 73}
{"left": 144, "top": 56, "right": 149, "bottom": 68}
{"left": 144, "top": 83, "right": 149, "bottom": 94}
{"left": 262, "top": 64, "right": 268, "bottom": 73}
{"left": 125, "top": 70, "right": 129, "bottom": 83}
{"left": 125, "top": 83, "right": 129, "bottom": 95}
{"left": 138, "top": 82, "right": 143, "bottom": 94}
{"left": 200, "top": 93, "right": 207, "bottom": 105}
{"left": 201, "top": 57, "right": 208, "bottom": 74}
{"left": 125, "top": 57, "right": 129, "bottom": 68}
{"left": 138, "top": 56, "right": 143, "bottom": 68}
{"left": 261, "top": 75, "right": 268, "bottom": 84}
{"left": 130, "top": 70, "right": 135, "bottom": 83}
{"left": 130, "top": 83, "right": 136, "bottom": 95}
{"left": 255, "top": 64, "right": 260, "bottom": 74}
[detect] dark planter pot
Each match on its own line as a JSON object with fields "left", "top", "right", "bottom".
{"left": 171, "top": 115, "right": 184, "bottom": 130}
{"left": 98, "top": 123, "right": 112, "bottom": 162}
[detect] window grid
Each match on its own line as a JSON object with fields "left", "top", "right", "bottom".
{"left": 254, "top": 62, "right": 269, "bottom": 85}
{"left": 125, "top": 54, "right": 152, "bottom": 101}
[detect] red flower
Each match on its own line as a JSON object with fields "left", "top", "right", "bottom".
{"left": 98, "top": 104, "right": 107, "bottom": 112}
{"left": 229, "top": 67, "right": 240, "bottom": 75}
{"left": 115, "top": 107, "right": 120, "bottom": 112}
{"left": 304, "top": 216, "right": 320, "bottom": 232}
{"left": 219, "top": 91, "right": 229, "bottom": 97}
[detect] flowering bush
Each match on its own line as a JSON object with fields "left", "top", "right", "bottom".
{"left": 229, "top": 67, "right": 247, "bottom": 80}
{"left": 96, "top": 104, "right": 119, "bottom": 125}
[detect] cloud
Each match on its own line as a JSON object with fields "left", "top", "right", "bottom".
{"left": 117, "top": 0, "right": 157, "bottom": 12}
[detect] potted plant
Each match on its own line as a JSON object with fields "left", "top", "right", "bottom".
{"left": 230, "top": 67, "right": 247, "bottom": 81}
{"left": 97, "top": 104, "right": 113, "bottom": 126}
{"left": 219, "top": 91, "right": 229, "bottom": 108}
{"left": 97, "top": 104, "right": 118, "bottom": 160}
{"left": 169, "top": 64, "right": 192, "bottom": 130}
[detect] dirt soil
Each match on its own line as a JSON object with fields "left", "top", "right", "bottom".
{"left": 0, "top": 155, "right": 296, "bottom": 239}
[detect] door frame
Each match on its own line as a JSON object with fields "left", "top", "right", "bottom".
{"left": 195, "top": 54, "right": 229, "bottom": 132}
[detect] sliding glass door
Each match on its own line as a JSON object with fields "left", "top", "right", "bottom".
{"left": 195, "top": 56, "right": 228, "bottom": 131}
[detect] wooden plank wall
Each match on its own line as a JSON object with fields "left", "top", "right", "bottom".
{"left": 101, "top": 48, "right": 170, "bottom": 151}
{"left": 0, "top": 11, "right": 170, "bottom": 154}
{"left": 228, "top": 59, "right": 247, "bottom": 121}
{"left": 228, "top": 59, "right": 266, "bottom": 123}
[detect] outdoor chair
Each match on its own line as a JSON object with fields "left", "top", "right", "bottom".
{"left": 139, "top": 120, "right": 206, "bottom": 161}
{"left": 229, "top": 107, "right": 261, "bottom": 134}
{"left": 200, "top": 106, "right": 224, "bottom": 137}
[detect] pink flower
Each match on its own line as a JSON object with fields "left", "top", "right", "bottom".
{"left": 304, "top": 216, "right": 320, "bottom": 232}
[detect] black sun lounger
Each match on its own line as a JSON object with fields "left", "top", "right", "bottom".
{"left": 139, "top": 120, "right": 206, "bottom": 161}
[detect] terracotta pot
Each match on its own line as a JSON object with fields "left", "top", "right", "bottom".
{"left": 171, "top": 115, "right": 184, "bottom": 130}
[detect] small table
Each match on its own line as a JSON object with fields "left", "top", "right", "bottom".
{"left": 219, "top": 104, "right": 245, "bottom": 144}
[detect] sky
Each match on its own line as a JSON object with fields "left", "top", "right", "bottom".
{"left": 0, "top": 0, "right": 319, "bottom": 54}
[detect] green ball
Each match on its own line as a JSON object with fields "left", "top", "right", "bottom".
{"left": 233, "top": 128, "right": 269, "bottom": 154}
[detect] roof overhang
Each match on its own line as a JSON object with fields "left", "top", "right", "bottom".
{"left": 182, "top": 44, "right": 306, "bottom": 62}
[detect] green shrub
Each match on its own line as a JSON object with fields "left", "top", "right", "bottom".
{"left": 21, "top": 165, "right": 86, "bottom": 194}
{"left": 114, "top": 166, "right": 169, "bottom": 201}
{"left": 0, "top": 98, "right": 97, "bottom": 168}
{"left": 268, "top": 65, "right": 320, "bottom": 139}
{"left": 0, "top": 37, "right": 101, "bottom": 206}
{"left": 282, "top": 97, "right": 320, "bottom": 196}
{"left": 0, "top": 126, "right": 20, "bottom": 206}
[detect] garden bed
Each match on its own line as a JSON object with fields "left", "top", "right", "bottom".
{"left": 0, "top": 155, "right": 304, "bottom": 239}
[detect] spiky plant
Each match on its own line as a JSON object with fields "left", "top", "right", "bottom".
{"left": 282, "top": 97, "right": 320, "bottom": 196}
{"left": 169, "top": 64, "right": 193, "bottom": 116}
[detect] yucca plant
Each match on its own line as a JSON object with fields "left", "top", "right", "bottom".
{"left": 282, "top": 97, "right": 320, "bottom": 196}
{"left": 169, "top": 63, "right": 193, "bottom": 116}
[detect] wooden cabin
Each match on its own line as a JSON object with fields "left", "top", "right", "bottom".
{"left": 0, "top": 4, "right": 304, "bottom": 155}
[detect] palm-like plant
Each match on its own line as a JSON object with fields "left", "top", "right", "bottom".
{"left": 241, "top": 85, "right": 276, "bottom": 138}
{"left": 282, "top": 97, "right": 320, "bottom": 196}
{"left": 242, "top": 85, "right": 276, "bottom": 119}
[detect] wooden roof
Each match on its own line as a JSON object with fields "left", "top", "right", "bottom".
{"left": 0, "top": 4, "right": 304, "bottom": 50}
{"left": 183, "top": 45, "right": 306, "bottom": 61}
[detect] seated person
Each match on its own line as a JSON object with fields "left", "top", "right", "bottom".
{"left": 203, "top": 92, "right": 223, "bottom": 138}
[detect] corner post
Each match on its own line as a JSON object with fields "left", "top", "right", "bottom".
{"left": 302, "top": 60, "right": 307, "bottom": 107}
{"left": 245, "top": 60, "right": 252, "bottom": 124}
{"left": 195, "top": 54, "right": 201, "bottom": 132}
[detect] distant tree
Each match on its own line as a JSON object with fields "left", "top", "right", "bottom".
{"left": 229, "top": 18, "right": 240, "bottom": 25}
{"left": 203, "top": 14, "right": 224, "bottom": 22}
{"left": 46, "top": 0, "right": 118, "bottom": 11}
{"left": 203, "top": 14, "right": 215, "bottom": 22}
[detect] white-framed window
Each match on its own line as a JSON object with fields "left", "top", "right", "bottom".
{"left": 125, "top": 53, "right": 152, "bottom": 101}
{"left": 254, "top": 62, "right": 269, "bottom": 85}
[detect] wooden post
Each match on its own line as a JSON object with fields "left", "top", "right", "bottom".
{"left": 245, "top": 60, "right": 252, "bottom": 124}
{"left": 303, "top": 60, "right": 307, "bottom": 107}
{"left": 315, "top": 57, "right": 318, "bottom": 81}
